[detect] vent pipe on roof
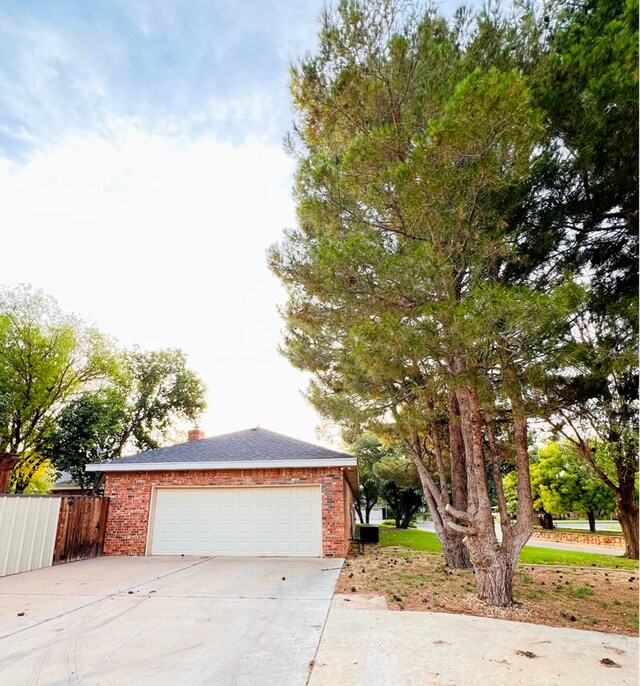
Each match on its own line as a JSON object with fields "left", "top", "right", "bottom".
{"left": 188, "top": 428, "right": 205, "bottom": 442}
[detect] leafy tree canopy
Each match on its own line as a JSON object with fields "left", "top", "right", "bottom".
{"left": 0, "top": 285, "right": 207, "bottom": 493}
{"left": 0, "top": 285, "right": 117, "bottom": 455}
{"left": 43, "top": 349, "right": 207, "bottom": 493}
{"left": 504, "top": 442, "right": 616, "bottom": 528}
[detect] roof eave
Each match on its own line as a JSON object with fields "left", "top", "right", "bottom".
{"left": 85, "top": 457, "right": 358, "bottom": 472}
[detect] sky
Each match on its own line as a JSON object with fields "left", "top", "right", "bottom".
{"left": 0, "top": 0, "right": 459, "bottom": 448}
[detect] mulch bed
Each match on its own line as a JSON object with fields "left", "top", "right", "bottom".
{"left": 336, "top": 545, "right": 638, "bottom": 636}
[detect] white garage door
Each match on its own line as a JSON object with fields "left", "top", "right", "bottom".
{"left": 149, "top": 486, "right": 322, "bottom": 557}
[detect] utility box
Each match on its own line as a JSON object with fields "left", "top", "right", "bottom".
{"left": 359, "top": 524, "right": 379, "bottom": 544}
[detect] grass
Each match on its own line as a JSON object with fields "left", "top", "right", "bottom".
{"left": 378, "top": 526, "right": 639, "bottom": 570}
{"left": 519, "top": 546, "right": 636, "bottom": 569}
{"left": 379, "top": 527, "right": 442, "bottom": 553}
{"left": 567, "top": 584, "right": 595, "bottom": 599}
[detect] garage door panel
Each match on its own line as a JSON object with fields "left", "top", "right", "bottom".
{"left": 151, "top": 487, "right": 322, "bottom": 557}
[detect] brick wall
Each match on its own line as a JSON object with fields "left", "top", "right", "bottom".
{"left": 531, "top": 529, "right": 624, "bottom": 548}
{"left": 103, "top": 467, "right": 351, "bottom": 558}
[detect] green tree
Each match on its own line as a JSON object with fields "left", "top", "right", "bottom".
{"left": 349, "top": 432, "right": 383, "bottom": 523}
{"left": 0, "top": 285, "right": 117, "bottom": 492}
{"left": 44, "top": 348, "right": 207, "bottom": 492}
{"left": 44, "top": 388, "right": 128, "bottom": 493}
{"left": 111, "top": 348, "right": 207, "bottom": 454}
{"left": 530, "top": 0, "right": 639, "bottom": 558}
{"left": 269, "top": 0, "right": 574, "bottom": 605}
{"left": 454, "top": 0, "right": 638, "bottom": 558}
{"left": 533, "top": 444, "right": 615, "bottom": 532}
{"left": 7, "top": 451, "right": 56, "bottom": 494}
{"left": 534, "top": 0, "right": 638, "bottom": 298}
{"left": 504, "top": 442, "right": 616, "bottom": 532}
{"left": 349, "top": 432, "right": 424, "bottom": 527}
{"left": 374, "top": 452, "right": 424, "bottom": 529}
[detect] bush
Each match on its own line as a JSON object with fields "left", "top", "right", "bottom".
{"left": 382, "top": 519, "right": 417, "bottom": 528}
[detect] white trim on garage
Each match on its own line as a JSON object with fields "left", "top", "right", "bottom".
{"left": 86, "top": 458, "right": 356, "bottom": 472}
{"left": 146, "top": 485, "right": 323, "bottom": 557}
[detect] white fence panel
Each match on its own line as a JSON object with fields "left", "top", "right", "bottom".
{"left": 0, "top": 496, "right": 61, "bottom": 576}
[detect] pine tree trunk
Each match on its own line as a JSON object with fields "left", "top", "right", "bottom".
{"left": 409, "top": 438, "right": 471, "bottom": 570}
{"left": 452, "top": 358, "right": 534, "bottom": 607}
{"left": 617, "top": 499, "right": 639, "bottom": 559}
{"left": 614, "top": 468, "right": 639, "bottom": 559}
{"left": 448, "top": 393, "right": 468, "bottom": 511}
{"left": 420, "top": 487, "right": 471, "bottom": 570}
{"left": 471, "top": 545, "right": 516, "bottom": 607}
{"left": 442, "top": 528, "right": 470, "bottom": 569}
{"left": 455, "top": 382, "right": 515, "bottom": 603}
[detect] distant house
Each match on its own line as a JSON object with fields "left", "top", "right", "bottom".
{"left": 86, "top": 428, "right": 359, "bottom": 558}
{"left": 51, "top": 471, "right": 83, "bottom": 496}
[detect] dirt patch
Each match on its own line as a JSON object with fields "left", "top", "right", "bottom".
{"left": 337, "top": 546, "right": 638, "bottom": 636}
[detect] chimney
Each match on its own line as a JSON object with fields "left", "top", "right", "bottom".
{"left": 188, "top": 428, "right": 205, "bottom": 442}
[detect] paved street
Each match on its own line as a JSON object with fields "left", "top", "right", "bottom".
{"left": 415, "top": 521, "right": 623, "bottom": 556}
{"left": 554, "top": 521, "right": 620, "bottom": 532}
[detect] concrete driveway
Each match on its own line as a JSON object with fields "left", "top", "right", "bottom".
{"left": 309, "top": 594, "right": 639, "bottom": 686}
{"left": 0, "top": 556, "right": 343, "bottom": 686}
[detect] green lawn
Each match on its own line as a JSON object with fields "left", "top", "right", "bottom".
{"left": 379, "top": 527, "right": 443, "bottom": 552}
{"left": 379, "top": 527, "right": 639, "bottom": 570}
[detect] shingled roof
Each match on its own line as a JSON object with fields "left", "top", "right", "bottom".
{"left": 86, "top": 427, "right": 356, "bottom": 469}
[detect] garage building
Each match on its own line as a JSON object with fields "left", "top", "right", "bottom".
{"left": 86, "top": 428, "right": 358, "bottom": 558}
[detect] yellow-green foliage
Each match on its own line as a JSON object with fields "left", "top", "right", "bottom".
{"left": 9, "top": 453, "right": 57, "bottom": 494}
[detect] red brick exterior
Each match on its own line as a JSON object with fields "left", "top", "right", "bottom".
{"left": 103, "top": 467, "right": 353, "bottom": 558}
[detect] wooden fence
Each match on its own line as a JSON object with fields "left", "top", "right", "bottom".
{"left": 0, "top": 495, "right": 109, "bottom": 576}
{"left": 53, "top": 496, "right": 110, "bottom": 565}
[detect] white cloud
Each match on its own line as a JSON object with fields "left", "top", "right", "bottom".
{"left": 0, "top": 121, "right": 329, "bottom": 445}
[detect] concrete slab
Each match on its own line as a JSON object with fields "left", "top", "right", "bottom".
{"left": 309, "top": 606, "right": 639, "bottom": 686}
{"left": 0, "top": 556, "right": 212, "bottom": 637}
{"left": 0, "top": 555, "right": 208, "bottom": 597}
{"left": 131, "top": 555, "right": 344, "bottom": 599}
{"left": 0, "top": 592, "right": 106, "bottom": 636}
{"left": 0, "top": 556, "right": 343, "bottom": 686}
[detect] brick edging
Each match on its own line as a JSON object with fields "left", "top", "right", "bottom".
{"left": 531, "top": 530, "right": 625, "bottom": 548}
